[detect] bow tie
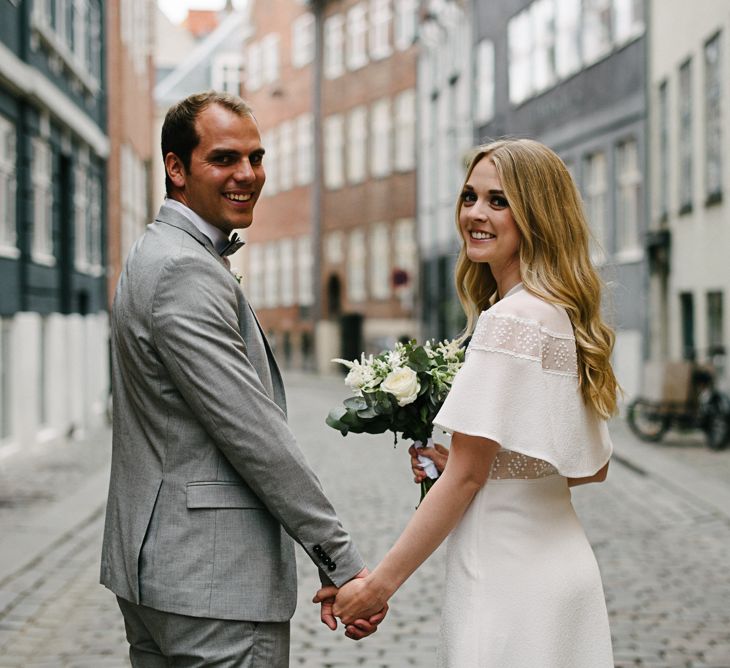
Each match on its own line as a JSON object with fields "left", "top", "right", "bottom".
{"left": 219, "top": 233, "right": 245, "bottom": 257}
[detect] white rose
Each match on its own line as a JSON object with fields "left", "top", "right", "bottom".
{"left": 381, "top": 366, "right": 421, "bottom": 406}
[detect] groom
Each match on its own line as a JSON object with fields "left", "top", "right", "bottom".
{"left": 101, "top": 92, "right": 383, "bottom": 666}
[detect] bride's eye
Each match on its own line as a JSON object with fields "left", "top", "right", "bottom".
{"left": 489, "top": 195, "right": 509, "bottom": 209}
{"left": 460, "top": 190, "right": 477, "bottom": 205}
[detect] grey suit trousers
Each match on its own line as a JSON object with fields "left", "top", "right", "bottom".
{"left": 117, "top": 597, "right": 290, "bottom": 667}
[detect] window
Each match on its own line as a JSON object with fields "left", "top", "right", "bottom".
{"left": 87, "top": 171, "right": 102, "bottom": 269}
{"left": 297, "top": 236, "right": 313, "bottom": 306}
{"left": 369, "top": 0, "right": 392, "bottom": 60}
{"left": 369, "top": 223, "right": 391, "bottom": 300}
{"left": 0, "top": 318, "right": 11, "bottom": 440}
{"left": 279, "top": 239, "right": 295, "bottom": 307}
{"left": 31, "top": 137, "right": 54, "bottom": 263}
{"left": 264, "top": 242, "right": 279, "bottom": 308}
{"left": 263, "top": 129, "right": 278, "bottom": 195}
{"left": 707, "top": 291, "right": 724, "bottom": 355}
{"left": 394, "top": 0, "right": 417, "bottom": 51}
{"left": 347, "top": 106, "right": 368, "bottom": 184}
{"left": 296, "top": 114, "right": 314, "bottom": 186}
{"left": 121, "top": 0, "right": 151, "bottom": 75}
{"left": 394, "top": 89, "right": 415, "bottom": 172}
{"left": 262, "top": 33, "right": 280, "bottom": 85}
{"left": 324, "top": 14, "right": 345, "bottom": 79}
{"left": 347, "top": 229, "right": 367, "bottom": 303}
{"left": 248, "top": 245, "right": 264, "bottom": 306}
{"left": 278, "top": 120, "right": 294, "bottom": 192}
{"left": 121, "top": 144, "right": 148, "bottom": 261}
{"left": 370, "top": 98, "right": 392, "bottom": 178}
{"left": 582, "top": 0, "right": 612, "bottom": 66}
{"left": 74, "top": 156, "right": 89, "bottom": 271}
{"left": 678, "top": 59, "right": 693, "bottom": 213}
{"left": 680, "top": 292, "right": 695, "bottom": 360}
{"left": 247, "top": 42, "right": 262, "bottom": 91}
{"left": 555, "top": 0, "right": 581, "bottom": 78}
{"left": 292, "top": 13, "right": 315, "bottom": 68}
{"left": 325, "top": 230, "right": 344, "bottom": 265}
{"left": 347, "top": 3, "right": 368, "bottom": 71}
{"left": 657, "top": 81, "right": 669, "bottom": 218}
{"left": 532, "top": 0, "right": 556, "bottom": 92}
{"left": 0, "top": 116, "right": 18, "bottom": 255}
{"left": 704, "top": 33, "right": 722, "bottom": 202}
{"left": 584, "top": 151, "right": 607, "bottom": 262}
{"left": 393, "top": 218, "right": 416, "bottom": 295}
{"left": 613, "top": 0, "right": 644, "bottom": 45}
{"left": 324, "top": 115, "right": 345, "bottom": 190}
{"left": 508, "top": 9, "right": 532, "bottom": 105}
{"left": 615, "top": 139, "right": 641, "bottom": 257}
{"left": 212, "top": 54, "right": 243, "bottom": 94}
{"left": 475, "top": 39, "right": 495, "bottom": 124}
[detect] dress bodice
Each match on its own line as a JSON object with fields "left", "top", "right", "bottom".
{"left": 489, "top": 449, "right": 559, "bottom": 480}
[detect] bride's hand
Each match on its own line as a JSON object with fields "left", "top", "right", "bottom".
{"left": 332, "top": 575, "right": 389, "bottom": 625}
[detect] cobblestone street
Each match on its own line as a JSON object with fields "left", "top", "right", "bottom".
{"left": 1, "top": 371, "right": 729, "bottom": 667}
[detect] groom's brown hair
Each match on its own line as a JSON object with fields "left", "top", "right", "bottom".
{"left": 161, "top": 91, "right": 255, "bottom": 196}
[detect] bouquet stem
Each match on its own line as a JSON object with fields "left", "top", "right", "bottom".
{"left": 419, "top": 476, "right": 437, "bottom": 504}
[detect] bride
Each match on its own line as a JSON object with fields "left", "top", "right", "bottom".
{"left": 315, "top": 138, "right": 617, "bottom": 667}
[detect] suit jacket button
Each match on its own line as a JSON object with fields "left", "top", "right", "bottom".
{"left": 328, "top": 563, "right": 337, "bottom": 571}
{"left": 323, "top": 556, "right": 332, "bottom": 565}
{"left": 313, "top": 545, "right": 322, "bottom": 555}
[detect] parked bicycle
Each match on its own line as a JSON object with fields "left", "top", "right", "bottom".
{"left": 627, "top": 350, "right": 730, "bottom": 451}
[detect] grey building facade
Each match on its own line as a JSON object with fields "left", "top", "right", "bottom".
{"left": 471, "top": 0, "right": 649, "bottom": 399}
{"left": 0, "top": 0, "right": 109, "bottom": 448}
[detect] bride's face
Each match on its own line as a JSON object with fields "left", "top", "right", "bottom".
{"left": 458, "top": 158, "right": 521, "bottom": 272}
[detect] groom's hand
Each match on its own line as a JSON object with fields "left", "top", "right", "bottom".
{"left": 313, "top": 568, "right": 388, "bottom": 640}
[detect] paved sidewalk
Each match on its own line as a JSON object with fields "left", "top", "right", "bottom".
{"left": 0, "top": 371, "right": 729, "bottom": 667}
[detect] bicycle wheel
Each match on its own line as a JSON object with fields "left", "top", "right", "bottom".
{"left": 704, "top": 394, "right": 730, "bottom": 451}
{"left": 627, "top": 399, "right": 669, "bottom": 442}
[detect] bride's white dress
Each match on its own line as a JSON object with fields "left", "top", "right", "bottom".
{"left": 433, "top": 284, "right": 614, "bottom": 667}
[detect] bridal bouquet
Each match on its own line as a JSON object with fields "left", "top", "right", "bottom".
{"left": 326, "top": 338, "right": 464, "bottom": 500}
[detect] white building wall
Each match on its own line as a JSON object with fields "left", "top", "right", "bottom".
{"left": 650, "top": 1, "right": 730, "bottom": 379}
{"left": 0, "top": 312, "right": 109, "bottom": 454}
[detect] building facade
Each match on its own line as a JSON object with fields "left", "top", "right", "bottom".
{"left": 316, "top": 0, "right": 420, "bottom": 369}
{"left": 417, "top": 0, "right": 474, "bottom": 342}
{"left": 241, "top": 0, "right": 421, "bottom": 372}
{"left": 240, "top": 0, "right": 318, "bottom": 370}
{"left": 107, "top": 0, "right": 155, "bottom": 307}
{"left": 647, "top": 0, "right": 729, "bottom": 387}
{"left": 0, "top": 0, "right": 109, "bottom": 449}
{"left": 473, "top": 0, "right": 648, "bottom": 401}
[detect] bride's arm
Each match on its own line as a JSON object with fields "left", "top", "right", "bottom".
{"left": 328, "top": 432, "right": 500, "bottom": 624}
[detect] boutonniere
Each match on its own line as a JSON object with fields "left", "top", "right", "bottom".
{"left": 232, "top": 270, "right": 243, "bottom": 284}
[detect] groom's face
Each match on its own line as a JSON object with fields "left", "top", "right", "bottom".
{"left": 172, "top": 104, "right": 266, "bottom": 235}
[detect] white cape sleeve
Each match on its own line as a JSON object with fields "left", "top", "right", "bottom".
{"left": 433, "top": 309, "right": 612, "bottom": 477}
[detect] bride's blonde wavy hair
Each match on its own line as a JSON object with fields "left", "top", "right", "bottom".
{"left": 454, "top": 138, "right": 619, "bottom": 418}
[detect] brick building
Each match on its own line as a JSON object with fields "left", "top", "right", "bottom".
{"left": 242, "top": 0, "right": 421, "bottom": 372}
{"left": 106, "top": 0, "right": 155, "bottom": 307}
{"left": 239, "top": 0, "right": 317, "bottom": 370}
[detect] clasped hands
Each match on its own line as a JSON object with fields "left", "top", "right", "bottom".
{"left": 313, "top": 567, "right": 390, "bottom": 640}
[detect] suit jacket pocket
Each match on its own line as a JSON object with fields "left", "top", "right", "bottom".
{"left": 186, "top": 481, "right": 265, "bottom": 509}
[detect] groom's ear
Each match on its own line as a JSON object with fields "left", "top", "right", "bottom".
{"left": 165, "top": 152, "right": 187, "bottom": 190}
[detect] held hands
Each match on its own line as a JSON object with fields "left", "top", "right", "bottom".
{"left": 408, "top": 442, "right": 449, "bottom": 483}
{"left": 313, "top": 568, "right": 389, "bottom": 640}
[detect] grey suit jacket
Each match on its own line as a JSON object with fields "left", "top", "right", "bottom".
{"left": 101, "top": 203, "right": 364, "bottom": 621}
